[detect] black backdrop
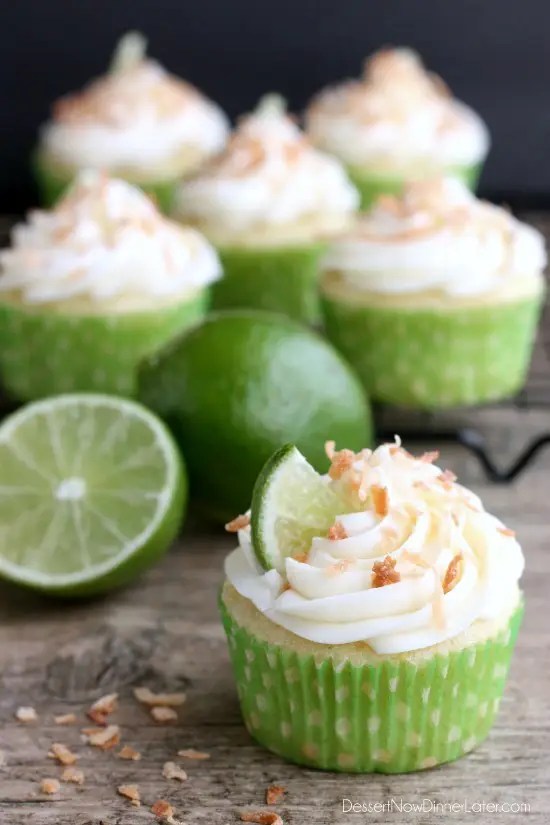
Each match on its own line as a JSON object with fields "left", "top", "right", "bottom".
{"left": 2, "top": 0, "right": 550, "bottom": 212}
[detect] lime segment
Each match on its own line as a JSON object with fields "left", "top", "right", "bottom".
{"left": 250, "top": 444, "right": 346, "bottom": 573}
{"left": 0, "top": 394, "right": 186, "bottom": 595}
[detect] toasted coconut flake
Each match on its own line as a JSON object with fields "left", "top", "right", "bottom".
{"left": 86, "top": 724, "right": 120, "bottom": 749}
{"left": 134, "top": 686, "right": 187, "bottom": 707}
{"left": 438, "top": 470, "right": 457, "bottom": 490}
{"left": 400, "top": 549, "right": 431, "bottom": 570}
{"left": 225, "top": 514, "right": 250, "bottom": 532}
{"left": 266, "top": 785, "right": 286, "bottom": 805}
{"left": 152, "top": 800, "right": 175, "bottom": 819}
{"left": 324, "top": 440, "right": 336, "bottom": 460}
{"left": 162, "top": 761, "right": 188, "bottom": 781}
{"left": 54, "top": 713, "right": 77, "bottom": 725}
{"left": 118, "top": 784, "right": 141, "bottom": 806}
{"left": 443, "top": 553, "right": 463, "bottom": 594}
{"left": 177, "top": 748, "right": 211, "bottom": 760}
{"left": 49, "top": 743, "right": 79, "bottom": 766}
{"left": 328, "top": 448, "right": 356, "bottom": 480}
{"left": 40, "top": 778, "right": 60, "bottom": 795}
{"left": 326, "top": 559, "right": 350, "bottom": 576}
{"left": 241, "top": 812, "right": 283, "bottom": 825}
{"left": 371, "top": 556, "right": 400, "bottom": 588}
{"left": 87, "top": 692, "right": 118, "bottom": 724}
{"left": 327, "top": 521, "right": 347, "bottom": 541}
{"left": 293, "top": 551, "right": 309, "bottom": 563}
{"left": 15, "top": 706, "right": 38, "bottom": 723}
{"left": 118, "top": 745, "right": 142, "bottom": 761}
{"left": 371, "top": 484, "right": 389, "bottom": 517}
{"left": 419, "top": 450, "right": 440, "bottom": 464}
{"left": 151, "top": 706, "right": 178, "bottom": 723}
{"left": 61, "top": 766, "right": 84, "bottom": 785}
{"left": 497, "top": 527, "right": 516, "bottom": 537}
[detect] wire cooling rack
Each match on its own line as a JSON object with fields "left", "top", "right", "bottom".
{"left": 0, "top": 214, "right": 548, "bottom": 482}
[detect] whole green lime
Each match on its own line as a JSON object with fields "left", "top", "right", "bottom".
{"left": 140, "top": 310, "right": 372, "bottom": 522}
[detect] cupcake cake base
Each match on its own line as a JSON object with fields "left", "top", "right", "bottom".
{"left": 210, "top": 243, "right": 327, "bottom": 325}
{"left": 221, "top": 583, "right": 523, "bottom": 774}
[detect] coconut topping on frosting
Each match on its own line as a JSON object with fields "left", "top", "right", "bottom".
{"left": 306, "top": 48, "right": 489, "bottom": 170}
{"left": 225, "top": 437, "right": 524, "bottom": 654}
{"left": 0, "top": 171, "right": 221, "bottom": 305}
{"left": 175, "top": 95, "right": 359, "bottom": 238}
{"left": 40, "top": 32, "right": 229, "bottom": 174}
{"left": 322, "top": 177, "right": 547, "bottom": 297}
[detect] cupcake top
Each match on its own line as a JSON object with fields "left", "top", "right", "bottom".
{"left": 225, "top": 438, "right": 524, "bottom": 655}
{"left": 0, "top": 170, "right": 221, "bottom": 308}
{"left": 40, "top": 32, "right": 229, "bottom": 176}
{"left": 322, "top": 178, "right": 547, "bottom": 298}
{"left": 306, "top": 48, "right": 489, "bottom": 171}
{"left": 174, "top": 95, "right": 359, "bottom": 244}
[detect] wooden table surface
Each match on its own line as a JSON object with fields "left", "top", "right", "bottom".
{"left": 1, "top": 217, "right": 550, "bottom": 824}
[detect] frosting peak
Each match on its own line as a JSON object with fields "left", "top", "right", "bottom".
{"left": 225, "top": 438, "right": 524, "bottom": 654}
{"left": 322, "top": 177, "right": 547, "bottom": 298}
{"left": 0, "top": 171, "right": 221, "bottom": 306}
{"left": 175, "top": 96, "right": 359, "bottom": 239}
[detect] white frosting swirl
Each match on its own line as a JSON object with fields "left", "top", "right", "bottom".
{"left": 40, "top": 33, "right": 229, "bottom": 176}
{"left": 306, "top": 48, "right": 489, "bottom": 170}
{"left": 175, "top": 96, "right": 359, "bottom": 238}
{"left": 0, "top": 171, "right": 221, "bottom": 305}
{"left": 225, "top": 439, "right": 524, "bottom": 654}
{"left": 322, "top": 178, "right": 546, "bottom": 298}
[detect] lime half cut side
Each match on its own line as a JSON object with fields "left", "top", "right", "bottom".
{"left": 250, "top": 444, "right": 347, "bottom": 573}
{"left": 0, "top": 394, "right": 186, "bottom": 596}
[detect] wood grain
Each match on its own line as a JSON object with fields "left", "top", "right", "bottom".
{"left": 0, "top": 215, "right": 549, "bottom": 823}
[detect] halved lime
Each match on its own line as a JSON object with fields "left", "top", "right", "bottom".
{"left": 0, "top": 394, "right": 186, "bottom": 596}
{"left": 250, "top": 444, "right": 347, "bottom": 573}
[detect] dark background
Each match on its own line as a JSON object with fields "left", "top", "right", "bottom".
{"left": 1, "top": 0, "right": 550, "bottom": 213}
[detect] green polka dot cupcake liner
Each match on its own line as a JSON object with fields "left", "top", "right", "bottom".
{"left": 210, "top": 242, "right": 327, "bottom": 325}
{"left": 220, "top": 596, "right": 523, "bottom": 774}
{"left": 33, "top": 151, "right": 178, "bottom": 214}
{"left": 346, "top": 162, "right": 482, "bottom": 209}
{"left": 321, "top": 292, "right": 544, "bottom": 409}
{"left": 0, "top": 290, "right": 208, "bottom": 402}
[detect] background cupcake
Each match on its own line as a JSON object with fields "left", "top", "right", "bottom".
{"left": 0, "top": 170, "right": 221, "bottom": 401}
{"left": 221, "top": 439, "right": 524, "bottom": 773}
{"left": 321, "top": 178, "right": 546, "bottom": 409}
{"left": 305, "top": 48, "right": 490, "bottom": 208}
{"left": 174, "top": 95, "right": 359, "bottom": 323}
{"left": 34, "top": 32, "right": 229, "bottom": 212}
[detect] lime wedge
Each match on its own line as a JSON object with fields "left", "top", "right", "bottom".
{"left": 250, "top": 444, "right": 346, "bottom": 573}
{"left": 0, "top": 394, "right": 186, "bottom": 596}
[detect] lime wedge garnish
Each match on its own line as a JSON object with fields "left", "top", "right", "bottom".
{"left": 0, "top": 394, "right": 185, "bottom": 596}
{"left": 250, "top": 444, "right": 346, "bottom": 573}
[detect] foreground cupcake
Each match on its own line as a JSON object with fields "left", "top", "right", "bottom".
{"left": 305, "top": 48, "right": 489, "bottom": 208}
{"left": 174, "top": 95, "right": 359, "bottom": 323}
{"left": 35, "top": 32, "right": 229, "bottom": 212}
{"left": 220, "top": 438, "right": 524, "bottom": 773}
{"left": 0, "top": 170, "right": 221, "bottom": 401}
{"left": 321, "top": 178, "right": 546, "bottom": 409}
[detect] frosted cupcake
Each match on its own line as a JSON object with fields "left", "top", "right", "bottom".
{"left": 220, "top": 438, "right": 524, "bottom": 773}
{"left": 306, "top": 48, "right": 489, "bottom": 208}
{"left": 0, "top": 170, "right": 221, "bottom": 401}
{"left": 34, "top": 32, "right": 229, "bottom": 212}
{"left": 174, "top": 96, "right": 359, "bottom": 323}
{"left": 321, "top": 178, "right": 546, "bottom": 409}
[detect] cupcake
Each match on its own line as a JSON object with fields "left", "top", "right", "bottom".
{"left": 0, "top": 170, "right": 221, "bottom": 401}
{"left": 321, "top": 178, "right": 546, "bottom": 409}
{"left": 305, "top": 48, "right": 489, "bottom": 208}
{"left": 220, "top": 438, "right": 524, "bottom": 773}
{"left": 174, "top": 95, "right": 359, "bottom": 323}
{"left": 34, "top": 32, "right": 229, "bottom": 212}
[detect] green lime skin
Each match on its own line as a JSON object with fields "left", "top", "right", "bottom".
{"left": 139, "top": 310, "right": 372, "bottom": 523}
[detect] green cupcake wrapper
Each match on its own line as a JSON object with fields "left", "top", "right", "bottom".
{"left": 220, "top": 594, "right": 523, "bottom": 773}
{"left": 0, "top": 290, "right": 208, "bottom": 402}
{"left": 321, "top": 291, "right": 544, "bottom": 409}
{"left": 210, "top": 243, "right": 327, "bottom": 325}
{"left": 33, "top": 151, "right": 178, "bottom": 213}
{"left": 347, "top": 163, "right": 483, "bottom": 209}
